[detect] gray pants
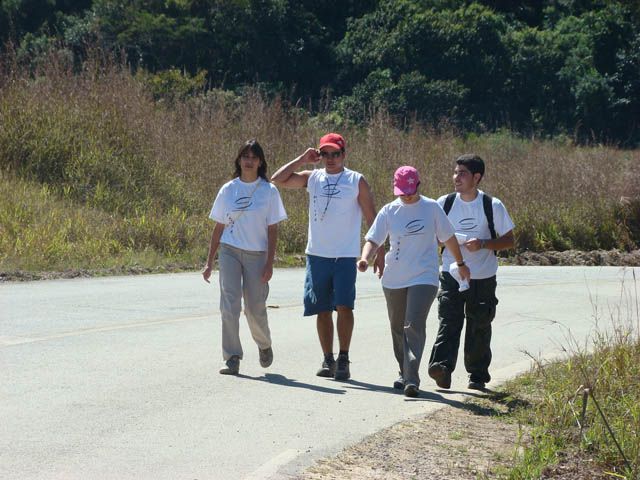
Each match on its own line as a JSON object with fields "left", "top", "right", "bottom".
{"left": 218, "top": 244, "right": 271, "bottom": 361}
{"left": 383, "top": 284, "right": 438, "bottom": 387}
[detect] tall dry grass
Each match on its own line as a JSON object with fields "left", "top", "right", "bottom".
{"left": 0, "top": 51, "right": 638, "bottom": 272}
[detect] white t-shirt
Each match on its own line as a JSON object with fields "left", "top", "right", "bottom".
{"left": 365, "top": 196, "right": 455, "bottom": 289}
{"left": 439, "top": 190, "right": 515, "bottom": 279}
{"left": 209, "top": 177, "right": 287, "bottom": 252}
{"left": 306, "top": 167, "right": 363, "bottom": 258}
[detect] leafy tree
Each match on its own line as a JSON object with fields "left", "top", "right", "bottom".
{"left": 553, "top": 4, "right": 638, "bottom": 142}
{"left": 0, "top": 0, "right": 92, "bottom": 42}
{"left": 504, "top": 27, "right": 573, "bottom": 135}
{"left": 336, "top": 68, "right": 469, "bottom": 126}
{"left": 89, "top": 0, "right": 377, "bottom": 97}
{"left": 1, "top": 0, "right": 638, "bottom": 144}
{"left": 337, "top": 1, "right": 509, "bottom": 126}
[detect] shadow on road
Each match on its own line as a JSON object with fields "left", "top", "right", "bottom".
{"left": 338, "top": 378, "right": 398, "bottom": 395}
{"left": 403, "top": 392, "right": 468, "bottom": 406}
{"left": 404, "top": 388, "right": 518, "bottom": 417}
{"left": 237, "top": 373, "right": 347, "bottom": 395}
{"left": 402, "top": 391, "right": 473, "bottom": 410}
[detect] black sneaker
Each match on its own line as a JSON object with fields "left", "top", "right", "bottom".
{"left": 404, "top": 384, "right": 419, "bottom": 398}
{"left": 334, "top": 354, "right": 351, "bottom": 380}
{"left": 428, "top": 364, "right": 451, "bottom": 389}
{"left": 467, "top": 381, "right": 486, "bottom": 391}
{"left": 316, "top": 358, "right": 336, "bottom": 377}
{"left": 220, "top": 355, "right": 240, "bottom": 375}
{"left": 393, "top": 374, "right": 404, "bottom": 390}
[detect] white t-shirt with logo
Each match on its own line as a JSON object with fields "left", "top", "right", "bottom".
{"left": 306, "top": 167, "right": 363, "bottom": 258}
{"left": 365, "top": 196, "right": 455, "bottom": 289}
{"left": 439, "top": 190, "right": 515, "bottom": 279}
{"left": 209, "top": 177, "right": 287, "bottom": 252}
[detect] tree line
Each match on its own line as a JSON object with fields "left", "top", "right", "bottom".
{"left": 2, "top": 0, "right": 639, "bottom": 145}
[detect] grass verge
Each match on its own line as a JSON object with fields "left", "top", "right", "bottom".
{"left": 471, "top": 270, "right": 640, "bottom": 479}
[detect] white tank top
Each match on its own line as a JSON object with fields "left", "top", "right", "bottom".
{"left": 306, "top": 167, "right": 363, "bottom": 258}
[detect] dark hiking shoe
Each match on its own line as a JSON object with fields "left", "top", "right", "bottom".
{"left": 316, "top": 358, "right": 336, "bottom": 377}
{"left": 393, "top": 375, "right": 405, "bottom": 390}
{"left": 334, "top": 354, "right": 351, "bottom": 380}
{"left": 467, "top": 381, "right": 486, "bottom": 391}
{"left": 259, "top": 347, "right": 273, "bottom": 368}
{"left": 404, "top": 384, "right": 419, "bottom": 398}
{"left": 220, "top": 356, "right": 240, "bottom": 375}
{"left": 428, "top": 364, "right": 451, "bottom": 389}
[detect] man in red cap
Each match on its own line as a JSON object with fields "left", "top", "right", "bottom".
{"left": 271, "top": 133, "right": 384, "bottom": 380}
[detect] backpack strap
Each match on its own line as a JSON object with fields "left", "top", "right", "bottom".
{"left": 482, "top": 193, "right": 497, "bottom": 254}
{"left": 440, "top": 193, "right": 457, "bottom": 254}
{"left": 443, "top": 192, "right": 456, "bottom": 215}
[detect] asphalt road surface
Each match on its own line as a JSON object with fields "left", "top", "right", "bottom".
{"left": 1, "top": 266, "right": 638, "bottom": 479}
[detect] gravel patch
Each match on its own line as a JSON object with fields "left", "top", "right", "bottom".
{"left": 295, "top": 397, "right": 521, "bottom": 480}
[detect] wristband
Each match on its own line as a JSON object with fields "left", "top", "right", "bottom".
{"left": 457, "top": 260, "right": 465, "bottom": 267}
{"left": 480, "top": 239, "right": 486, "bottom": 249}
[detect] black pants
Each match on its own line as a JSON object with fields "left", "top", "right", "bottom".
{"left": 429, "top": 272, "right": 498, "bottom": 383}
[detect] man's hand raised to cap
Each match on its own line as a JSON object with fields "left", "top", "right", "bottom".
{"left": 301, "top": 147, "right": 321, "bottom": 165}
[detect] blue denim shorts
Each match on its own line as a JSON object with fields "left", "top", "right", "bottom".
{"left": 303, "top": 255, "right": 357, "bottom": 316}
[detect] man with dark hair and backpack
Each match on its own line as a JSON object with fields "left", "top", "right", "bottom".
{"left": 428, "top": 154, "right": 515, "bottom": 391}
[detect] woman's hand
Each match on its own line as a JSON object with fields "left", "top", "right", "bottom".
{"left": 261, "top": 263, "right": 273, "bottom": 283}
{"left": 357, "top": 258, "right": 368, "bottom": 272}
{"left": 372, "top": 252, "right": 385, "bottom": 278}
{"left": 202, "top": 265, "right": 213, "bottom": 283}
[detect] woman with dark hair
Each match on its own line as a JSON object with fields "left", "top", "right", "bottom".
{"left": 232, "top": 140, "right": 269, "bottom": 181}
{"left": 203, "top": 140, "right": 287, "bottom": 375}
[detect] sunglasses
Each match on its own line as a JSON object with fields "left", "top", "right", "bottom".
{"left": 319, "top": 151, "right": 343, "bottom": 159}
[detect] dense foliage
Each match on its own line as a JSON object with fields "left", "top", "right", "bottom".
{"left": 1, "top": 0, "right": 639, "bottom": 145}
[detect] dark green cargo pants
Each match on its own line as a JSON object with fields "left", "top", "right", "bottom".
{"left": 429, "top": 272, "right": 498, "bottom": 384}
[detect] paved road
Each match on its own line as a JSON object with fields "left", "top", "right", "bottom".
{"left": 1, "top": 266, "right": 637, "bottom": 479}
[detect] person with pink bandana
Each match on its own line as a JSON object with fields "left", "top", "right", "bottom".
{"left": 358, "top": 166, "right": 469, "bottom": 397}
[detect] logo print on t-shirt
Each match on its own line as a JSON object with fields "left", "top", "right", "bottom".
{"left": 233, "top": 196, "right": 253, "bottom": 211}
{"left": 458, "top": 217, "right": 478, "bottom": 232}
{"left": 404, "top": 219, "right": 425, "bottom": 236}
{"left": 320, "top": 182, "right": 342, "bottom": 198}
{"left": 394, "top": 219, "right": 425, "bottom": 261}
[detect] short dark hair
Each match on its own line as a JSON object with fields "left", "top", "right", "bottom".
{"left": 234, "top": 139, "right": 268, "bottom": 180}
{"left": 456, "top": 154, "right": 485, "bottom": 179}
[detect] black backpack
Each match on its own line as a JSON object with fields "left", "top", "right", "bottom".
{"left": 442, "top": 192, "right": 497, "bottom": 255}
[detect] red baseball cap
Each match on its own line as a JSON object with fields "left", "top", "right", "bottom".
{"left": 393, "top": 166, "right": 420, "bottom": 195}
{"left": 318, "top": 133, "right": 346, "bottom": 150}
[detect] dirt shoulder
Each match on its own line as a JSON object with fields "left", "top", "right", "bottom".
{"left": 507, "top": 249, "right": 640, "bottom": 267}
{"left": 295, "top": 395, "right": 521, "bottom": 480}
{"left": 294, "top": 390, "right": 609, "bottom": 480}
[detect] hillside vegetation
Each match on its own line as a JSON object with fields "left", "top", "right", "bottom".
{"left": 0, "top": 52, "right": 638, "bottom": 274}
{"left": 2, "top": 0, "right": 640, "bottom": 145}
